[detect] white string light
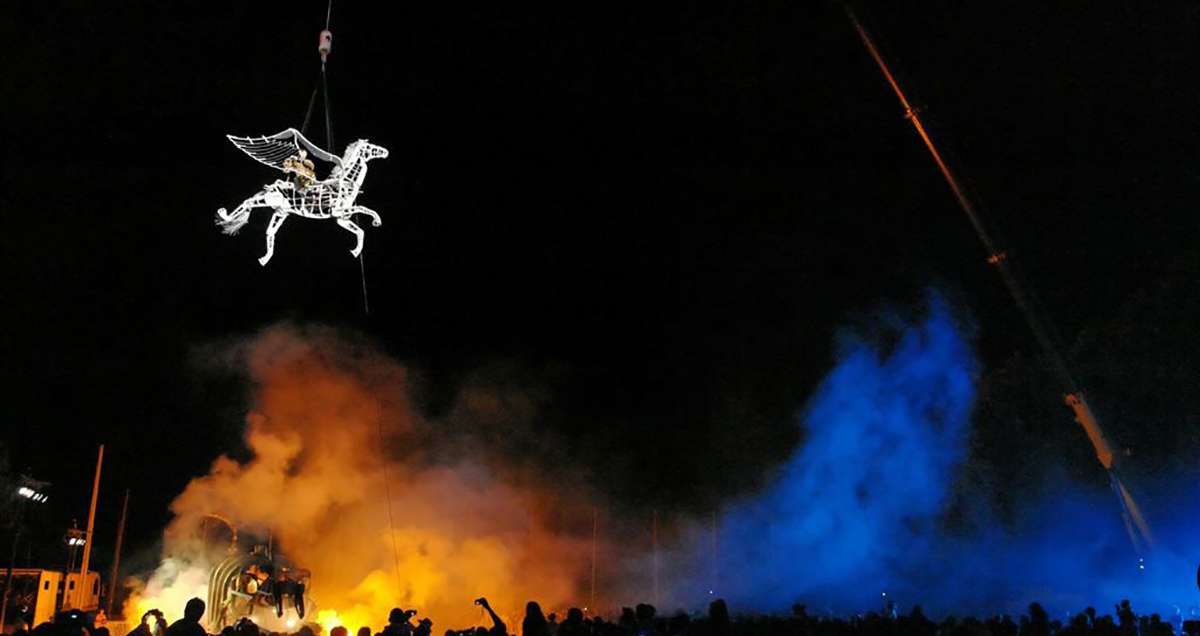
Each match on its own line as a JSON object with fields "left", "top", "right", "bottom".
{"left": 216, "top": 128, "right": 389, "bottom": 265}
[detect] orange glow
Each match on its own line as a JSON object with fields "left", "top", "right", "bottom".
{"left": 126, "top": 325, "right": 591, "bottom": 629}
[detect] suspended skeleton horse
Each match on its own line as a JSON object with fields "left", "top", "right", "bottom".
{"left": 216, "top": 128, "right": 389, "bottom": 265}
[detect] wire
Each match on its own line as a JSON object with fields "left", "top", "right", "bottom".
{"left": 300, "top": 76, "right": 320, "bottom": 138}
{"left": 317, "top": 3, "right": 391, "bottom": 590}
{"left": 359, "top": 252, "right": 371, "bottom": 315}
{"left": 377, "top": 417, "right": 404, "bottom": 600}
{"left": 321, "top": 65, "right": 334, "bottom": 153}
{"left": 320, "top": 62, "right": 369, "bottom": 315}
{"left": 301, "top": 0, "right": 371, "bottom": 316}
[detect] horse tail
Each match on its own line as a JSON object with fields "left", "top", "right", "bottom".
{"left": 215, "top": 206, "right": 252, "bottom": 235}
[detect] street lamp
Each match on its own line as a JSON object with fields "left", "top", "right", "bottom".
{"left": 64, "top": 525, "right": 87, "bottom": 578}
{"left": 16, "top": 476, "right": 50, "bottom": 504}
{"left": 2, "top": 475, "right": 51, "bottom": 627}
{"left": 16, "top": 487, "right": 48, "bottom": 504}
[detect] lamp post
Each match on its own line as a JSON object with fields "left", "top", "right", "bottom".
{"left": 58, "top": 525, "right": 86, "bottom": 615}
{"left": 73, "top": 445, "right": 103, "bottom": 610}
{"left": 1, "top": 476, "right": 50, "bottom": 628}
{"left": 65, "top": 525, "right": 86, "bottom": 574}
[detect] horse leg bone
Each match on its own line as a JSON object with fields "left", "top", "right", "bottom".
{"left": 350, "top": 205, "right": 383, "bottom": 227}
{"left": 336, "top": 218, "right": 366, "bottom": 257}
{"left": 216, "top": 196, "right": 251, "bottom": 221}
{"left": 216, "top": 202, "right": 243, "bottom": 222}
{"left": 215, "top": 191, "right": 273, "bottom": 236}
{"left": 219, "top": 191, "right": 268, "bottom": 220}
{"left": 259, "top": 211, "right": 289, "bottom": 266}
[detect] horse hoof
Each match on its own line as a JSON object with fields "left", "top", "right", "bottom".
{"left": 217, "top": 207, "right": 228, "bottom": 218}
{"left": 372, "top": 220, "right": 382, "bottom": 227}
{"left": 258, "top": 255, "right": 271, "bottom": 266}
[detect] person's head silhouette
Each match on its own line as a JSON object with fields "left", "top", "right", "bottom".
{"left": 183, "top": 599, "right": 206, "bottom": 623}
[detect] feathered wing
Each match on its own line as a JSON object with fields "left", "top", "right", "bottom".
{"left": 226, "top": 128, "right": 343, "bottom": 172}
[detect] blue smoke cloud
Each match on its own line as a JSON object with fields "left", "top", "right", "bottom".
{"left": 707, "top": 292, "right": 976, "bottom": 613}
{"left": 684, "top": 292, "right": 1200, "bottom": 619}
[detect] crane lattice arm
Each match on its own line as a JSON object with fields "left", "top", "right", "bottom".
{"left": 843, "top": 4, "right": 1153, "bottom": 555}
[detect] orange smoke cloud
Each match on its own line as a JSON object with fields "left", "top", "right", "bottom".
{"left": 129, "top": 325, "right": 591, "bottom": 631}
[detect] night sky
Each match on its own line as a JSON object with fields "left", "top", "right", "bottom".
{"left": 4, "top": 1, "right": 1199, "bottom": 579}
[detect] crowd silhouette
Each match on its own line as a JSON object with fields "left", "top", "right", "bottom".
{"left": 7, "top": 596, "right": 1195, "bottom": 636}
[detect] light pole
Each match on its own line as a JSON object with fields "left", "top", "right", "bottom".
{"left": 59, "top": 525, "right": 86, "bottom": 615}
{"left": 66, "top": 525, "right": 86, "bottom": 575}
{"left": 73, "top": 445, "right": 103, "bottom": 611}
{"left": 1, "top": 476, "right": 50, "bottom": 628}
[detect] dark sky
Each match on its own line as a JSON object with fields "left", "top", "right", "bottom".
{"left": 3, "top": 1, "right": 1198, "bottom": 573}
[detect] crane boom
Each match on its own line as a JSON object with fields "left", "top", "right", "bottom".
{"left": 844, "top": 4, "right": 1153, "bottom": 554}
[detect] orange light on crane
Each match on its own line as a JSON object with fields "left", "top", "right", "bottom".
{"left": 844, "top": 3, "right": 1153, "bottom": 555}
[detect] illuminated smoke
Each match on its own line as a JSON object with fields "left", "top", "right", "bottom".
{"left": 673, "top": 293, "right": 1198, "bottom": 618}
{"left": 129, "top": 325, "right": 588, "bottom": 630}
{"left": 701, "top": 292, "right": 978, "bottom": 613}
{"left": 128, "top": 304, "right": 1200, "bottom": 625}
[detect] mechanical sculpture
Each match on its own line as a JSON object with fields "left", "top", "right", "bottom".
{"left": 206, "top": 545, "right": 313, "bottom": 631}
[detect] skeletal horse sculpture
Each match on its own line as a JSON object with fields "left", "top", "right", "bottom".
{"left": 216, "top": 128, "right": 389, "bottom": 265}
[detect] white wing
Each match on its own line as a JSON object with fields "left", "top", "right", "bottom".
{"left": 226, "top": 128, "right": 343, "bottom": 172}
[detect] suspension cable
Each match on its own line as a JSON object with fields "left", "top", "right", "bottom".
{"left": 378, "top": 417, "right": 404, "bottom": 599}
{"left": 300, "top": 0, "right": 371, "bottom": 316}
{"left": 303, "top": 0, "right": 394, "bottom": 592}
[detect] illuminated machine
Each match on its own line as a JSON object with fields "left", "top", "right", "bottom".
{"left": 206, "top": 546, "right": 312, "bottom": 631}
{"left": 198, "top": 516, "right": 313, "bottom": 631}
{"left": 0, "top": 569, "right": 100, "bottom": 628}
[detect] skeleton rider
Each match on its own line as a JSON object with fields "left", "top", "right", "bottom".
{"left": 282, "top": 149, "right": 317, "bottom": 189}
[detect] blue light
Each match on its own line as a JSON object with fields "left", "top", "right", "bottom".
{"left": 713, "top": 292, "right": 976, "bottom": 613}
{"left": 692, "top": 291, "right": 1199, "bottom": 617}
